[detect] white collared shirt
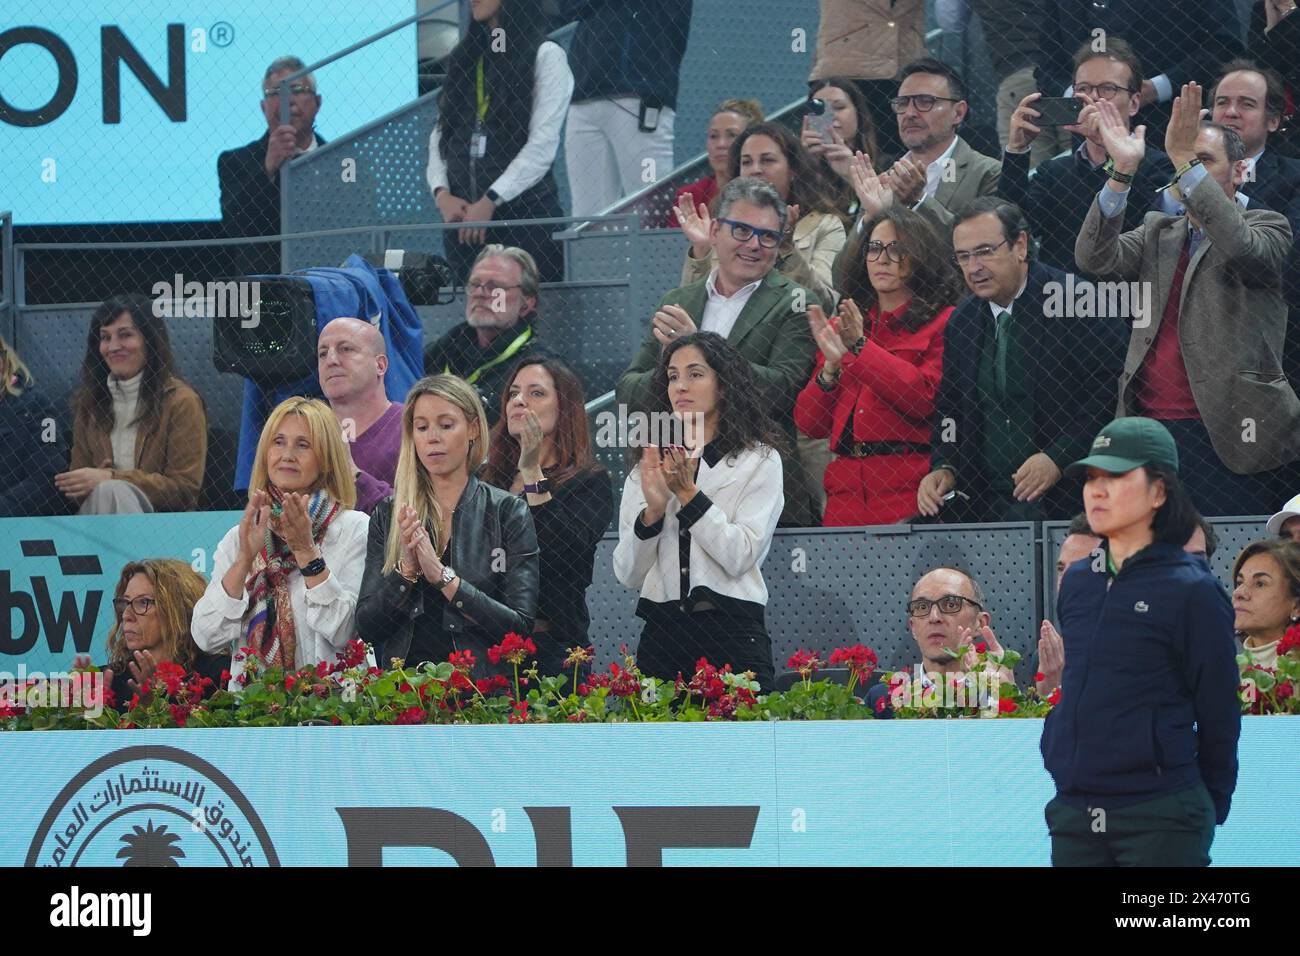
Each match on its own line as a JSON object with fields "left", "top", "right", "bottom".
{"left": 613, "top": 444, "right": 784, "bottom": 608}
{"left": 700, "top": 269, "right": 762, "bottom": 339}
{"left": 918, "top": 135, "right": 961, "bottom": 201}
{"left": 193, "top": 510, "right": 371, "bottom": 688}
{"left": 989, "top": 277, "right": 1029, "bottom": 330}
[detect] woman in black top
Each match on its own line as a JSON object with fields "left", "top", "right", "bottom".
{"left": 355, "top": 375, "right": 538, "bottom": 672}
{"left": 483, "top": 357, "right": 612, "bottom": 673}
{"left": 0, "top": 334, "right": 66, "bottom": 517}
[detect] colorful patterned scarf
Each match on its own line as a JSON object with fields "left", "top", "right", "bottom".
{"left": 242, "top": 487, "right": 340, "bottom": 669}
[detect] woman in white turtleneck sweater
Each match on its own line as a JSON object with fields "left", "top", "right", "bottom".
{"left": 55, "top": 294, "right": 208, "bottom": 513}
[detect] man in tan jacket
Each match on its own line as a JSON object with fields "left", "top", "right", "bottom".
{"left": 1075, "top": 83, "right": 1300, "bottom": 516}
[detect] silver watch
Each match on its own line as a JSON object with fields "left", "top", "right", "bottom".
{"left": 440, "top": 565, "right": 457, "bottom": 586}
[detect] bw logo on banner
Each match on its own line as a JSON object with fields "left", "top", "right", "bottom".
{"left": 26, "top": 746, "right": 278, "bottom": 867}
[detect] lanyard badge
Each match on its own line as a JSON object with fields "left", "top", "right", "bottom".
{"left": 471, "top": 57, "right": 490, "bottom": 159}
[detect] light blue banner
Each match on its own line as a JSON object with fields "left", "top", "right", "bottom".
{"left": 1, "top": 1, "right": 416, "bottom": 223}
{"left": 0, "top": 512, "right": 240, "bottom": 672}
{"left": 1, "top": 719, "right": 1295, "bottom": 866}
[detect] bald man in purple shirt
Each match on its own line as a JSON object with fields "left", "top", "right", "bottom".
{"left": 318, "top": 317, "right": 404, "bottom": 514}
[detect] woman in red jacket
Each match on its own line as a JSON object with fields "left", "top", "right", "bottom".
{"left": 795, "top": 206, "right": 959, "bottom": 525}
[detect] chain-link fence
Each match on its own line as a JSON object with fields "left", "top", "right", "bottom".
{"left": 1, "top": 0, "right": 1298, "bottom": 699}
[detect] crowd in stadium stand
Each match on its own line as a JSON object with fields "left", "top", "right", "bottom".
{"left": 4, "top": 0, "right": 1300, "bottom": 719}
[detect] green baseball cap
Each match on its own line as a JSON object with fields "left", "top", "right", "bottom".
{"left": 1065, "top": 417, "right": 1179, "bottom": 477}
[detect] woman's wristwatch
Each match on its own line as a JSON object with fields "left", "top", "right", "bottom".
{"left": 300, "top": 554, "right": 327, "bottom": 577}
{"left": 439, "top": 566, "right": 457, "bottom": 587}
{"left": 523, "top": 476, "right": 551, "bottom": 495}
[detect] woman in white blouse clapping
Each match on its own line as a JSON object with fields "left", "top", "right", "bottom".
{"left": 613, "top": 331, "right": 786, "bottom": 690}
{"left": 193, "top": 398, "right": 369, "bottom": 686}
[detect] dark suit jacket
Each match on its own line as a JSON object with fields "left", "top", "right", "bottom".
{"left": 1240, "top": 149, "right": 1300, "bottom": 390}
{"left": 615, "top": 268, "right": 818, "bottom": 524}
{"left": 1038, "top": 0, "right": 1242, "bottom": 102}
{"left": 217, "top": 130, "right": 326, "bottom": 239}
{"left": 1075, "top": 174, "right": 1300, "bottom": 474}
{"left": 931, "top": 260, "right": 1125, "bottom": 497}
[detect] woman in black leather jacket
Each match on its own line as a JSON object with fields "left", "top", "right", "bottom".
{"left": 355, "top": 375, "right": 539, "bottom": 671}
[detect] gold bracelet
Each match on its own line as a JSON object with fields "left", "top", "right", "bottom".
{"left": 396, "top": 561, "right": 419, "bottom": 583}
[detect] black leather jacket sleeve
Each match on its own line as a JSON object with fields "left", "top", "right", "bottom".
{"left": 449, "top": 483, "right": 539, "bottom": 638}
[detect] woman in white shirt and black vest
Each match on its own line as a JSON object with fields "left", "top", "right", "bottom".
{"left": 426, "top": 0, "right": 574, "bottom": 284}
{"left": 613, "top": 331, "right": 786, "bottom": 689}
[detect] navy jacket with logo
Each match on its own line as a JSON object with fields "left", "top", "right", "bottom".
{"left": 1040, "top": 542, "right": 1240, "bottom": 824}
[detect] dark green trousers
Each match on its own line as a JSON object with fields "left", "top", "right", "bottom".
{"left": 1045, "top": 785, "right": 1217, "bottom": 867}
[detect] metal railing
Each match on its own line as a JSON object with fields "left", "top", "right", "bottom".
{"left": 1, "top": 210, "right": 13, "bottom": 340}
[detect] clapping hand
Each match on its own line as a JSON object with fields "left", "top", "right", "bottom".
{"left": 1165, "top": 82, "right": 1205, "bottom": 169}
{"left": 652, "top": 303, "right": 697, "bottom": 350}
{"left": 675, "top": 196, "right": 714, "bottom": 259}
{"left": 399, "top": 504, "right": 442, "bottom": 583}
{"left": 271, "top": 491, "right": 317, "bottom": 561}
{"left": 1037, "top": 620, "right": 1064, "bottom": 696}
{"left": 236, "top": 490, "right": 272, "bottom": 564}
{"left": 836, "top": 297, "right": 865, "bottom": 350}
{"left": 848, "top": 152, "right": 893, "bottom": 218}
{"left": 660, "top": 445, "right": 698, "bottom": 502}
{"left": 807, "top": 304, "right": 847, "bottom": 370}
{"left": 959, "top": 623, "right": 1016, "bottom": 689}
{"left": 1095, "top": 98, "right": 1146, "bottom": 175}
{"left": 882, "top": 156, "right": 925, "bottom": 206}
{"left": 639, "top": 446, "right": 671, "bottom": 522}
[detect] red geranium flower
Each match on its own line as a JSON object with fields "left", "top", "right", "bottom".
{"left": 285, "top": 675, "right": 298, "bottom": 691}
{"left": 1034, "top": 671, "right": 1045, "bottom": 683}
{"left": 169, "top": 703, "right": 191, "bottom": 727}
{"left": 828, "top": 644, "right": 878, "bottom": 679}
{"left": 448, "top": 649, "right": 477, "bottom": 673}
{"left": 974, "top": 642, "right": 988, "bottom": 654}
{"left": 340, "top": 639, "right": 368, "bottom": 668}
{"left": 1278, "top": 624, "right": 1300, "bottom": 657}
{"left": 475, "top": 674, "right": 509, "bottom": 696}
{"left": 508, "top": 700, "right": 530, "bottom": 724}
{"left": 787, "top": 649, "right": 823, "bottom": 679}
{"left": 488, "top": 632, "right": 538, "bottom": 667}
{"left": 1277, "top": 682, "right": 1295, "bottom": 701}
{"left": 395, "top": 705, "right": 425, "bottom": 725}
{"left": 153, "top": 661, "right": 186, "bottom": 697}
{"left": 1047, "top": 687, "right": 1061, "bottom": 706}
{"left": 607, "top": 662, "right": 640, "bottom": 698}
{"left": 997, "top": 697, "right": 1017, "bottom": 714}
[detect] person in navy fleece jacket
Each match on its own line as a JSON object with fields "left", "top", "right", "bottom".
{"left": 1040, "top": 417, "right": 1240, "bottom": 867}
